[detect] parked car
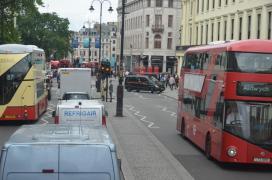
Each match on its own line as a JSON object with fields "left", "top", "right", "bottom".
{"left": 125, "top": 75, "right": 164, "bottom": 93}
{"left": 0, "top": 124, "right": 121, "bottom": 180}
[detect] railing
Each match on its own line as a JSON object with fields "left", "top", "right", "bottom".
{"left": 152, "top": 24, "right": 164, "bottom": 33}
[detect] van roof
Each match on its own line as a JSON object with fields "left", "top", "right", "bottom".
{"left": 5, "top": 124, "right": 115, "bottom": 151}
{"left": 58, "top": 99, "right": 103, "bottom": 108}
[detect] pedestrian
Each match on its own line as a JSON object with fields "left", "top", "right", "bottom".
{"left": 175, "top": 74, "right": 179, "bottom": 89}
{"left": 101, "top": 80, "right": 106, "bottom": 101}
{"left": 109, "top": 80, "right": 113, "bottom": 102}
{"left": 169, "top": 75, "right": 175, "bottom": 90}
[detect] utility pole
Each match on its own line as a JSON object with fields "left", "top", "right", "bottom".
{"left": 116, "top": 0, "right": 125, "bottom": 117}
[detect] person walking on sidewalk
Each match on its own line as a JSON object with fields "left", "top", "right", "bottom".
{"left": 109, "top": 80, "right": 113, "bottom": 102}
{"left": 169, "top": 75, "right": 175, "bottom": 90}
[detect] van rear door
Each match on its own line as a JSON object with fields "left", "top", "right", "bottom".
{"left": 3, "top": 145, "right": 58, "bottom": 180}
{"left": 59, "top": 144, "right": 114, "bottom": 180}
{"left": 59, "top": 107, "right": 101, "bottom": 125}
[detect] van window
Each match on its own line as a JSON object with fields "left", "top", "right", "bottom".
{"left": 4, "top": 145, "right": 58, "bottom": 180}
{"left": 59, "top": 145, "right": 114, "bottom": 180}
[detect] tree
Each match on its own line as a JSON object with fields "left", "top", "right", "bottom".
{"left": 18, "top": 12, "right": 71, "bottom": 60}
{"left": 0, "top": 0, "right": 43, "bottom": 43}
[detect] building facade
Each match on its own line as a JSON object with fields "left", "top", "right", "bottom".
{"left": 116, "top": 0, "right": 182, "bottom": 74}
{"left": 72, "top": 22, "right": 117, "bottom": 68}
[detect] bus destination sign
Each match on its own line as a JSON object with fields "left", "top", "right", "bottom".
{"left": 237, "top": 82, "right": 272, "bottom": 97}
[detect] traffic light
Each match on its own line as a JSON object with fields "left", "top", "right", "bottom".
{"left": 101, "top": 60, "right": 111, "bottom": 76}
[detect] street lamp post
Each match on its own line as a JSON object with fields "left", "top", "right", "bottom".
{"left": 89, "top": 0, "right": 113, "bottom": 64}
{"left": 116, "top": 0, "right": 125, "bottom": 117}
{"left": 89, "top": 0, "right": 113, "bottom": 93}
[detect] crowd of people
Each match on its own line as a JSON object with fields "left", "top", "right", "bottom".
{"left": 159, "top": 73, "right": 179, "bottom": 90}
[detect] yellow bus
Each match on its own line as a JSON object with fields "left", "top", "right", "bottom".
{"left": 0, "top": 44, "right": 48, "bottom": 122}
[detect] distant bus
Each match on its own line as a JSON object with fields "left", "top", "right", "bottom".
{"left": 177, "top": 40, "right": 272, "bottom": 164}
{"left": 0, "top": 44, "right": 48, "bottom": 122}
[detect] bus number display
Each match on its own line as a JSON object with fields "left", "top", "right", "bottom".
{"left": 237, "top": 82, "right": 272, "bottom": 97}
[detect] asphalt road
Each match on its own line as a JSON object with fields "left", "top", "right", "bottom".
{"left": 122, "top": 90, "right": 272, "bottom": 180}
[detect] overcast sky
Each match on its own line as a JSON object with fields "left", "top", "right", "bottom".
{"left": 38, "top": 0, "right": 118, "bottom": 31}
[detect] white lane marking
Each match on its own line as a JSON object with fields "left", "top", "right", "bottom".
{"left": 125, "top": 105, "right": 159, "bottom": 128}
{"left": 40, "top": 118, "right": 48, "bottom": 125}
{"left": 157, "top": 105, "right": 177, "bottom": 118}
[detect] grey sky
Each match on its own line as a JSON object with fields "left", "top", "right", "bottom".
{"left": 39, "top": 0, "right": 118, "bottom": 31}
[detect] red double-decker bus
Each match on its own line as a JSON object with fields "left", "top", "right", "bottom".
{"left": 176, "top": 40, "right": 272, "bottom": 164}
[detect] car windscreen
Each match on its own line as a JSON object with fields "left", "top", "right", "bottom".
{"left": 62, "top": 93, "right": 90, "bottom": 100}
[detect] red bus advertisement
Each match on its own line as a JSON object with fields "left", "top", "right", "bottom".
{"left": 176, "top": 40, "right": 272, "bottom": 164}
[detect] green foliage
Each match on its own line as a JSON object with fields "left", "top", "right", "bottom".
{"left": 18, "top": 12, "right": 71, "bottom": 60}
{"left": 0, "top": 0, "right": 43, "bottom": 43}
{"left": 0, "top": 0, "right": 71, "bottom": 60}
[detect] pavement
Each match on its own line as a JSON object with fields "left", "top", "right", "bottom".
{"left": 94, "top": 78, "right": 194, "bottom": 180}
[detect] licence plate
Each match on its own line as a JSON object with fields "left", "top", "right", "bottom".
{"left": 253, "top": 157, "right": 271, "bottom": 163}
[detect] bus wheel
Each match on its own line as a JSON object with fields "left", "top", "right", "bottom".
{"left": 180, "top": 120, "right": 185, "bottom": 137}
{"left": 205, "top": 134, "right": 212, "bottom": 159}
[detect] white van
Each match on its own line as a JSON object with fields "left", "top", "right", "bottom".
{"left": 0, "top": 124, "right": 121, "bottom": 180}
{"left": 53, "top": 100, "right": 106, "bottom": 126}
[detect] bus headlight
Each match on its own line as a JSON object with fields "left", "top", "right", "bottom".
{"left": 227, "top": 147, "right": 237, "bottom": 157}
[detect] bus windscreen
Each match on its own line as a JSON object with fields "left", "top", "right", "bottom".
{"left": 228, "top": 52, "right": 272, "bottom": 73}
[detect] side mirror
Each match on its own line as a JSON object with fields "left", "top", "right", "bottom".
{"left": 52, "top": 111, "right": 56, "bottom": 117}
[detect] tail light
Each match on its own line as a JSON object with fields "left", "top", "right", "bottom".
{"left": 24, "top": 109, "right": 28, "bottom": 119}
{"left": 54, "top": 116, "right": 59, "bottom": 124}
{"left": 102, "top": 115, "right": 107, "bottom": 127}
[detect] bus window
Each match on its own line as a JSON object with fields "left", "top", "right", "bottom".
{"left": 227, "top": 52, "right": 272, "bottom": 73}
{"left": 202, "top": 53, "right": 210, "bottom": 70}
{"left": 0, "top": 55, "right": 31, "bottom": 105}
{"left": 215, "top": 53, "right": 226, "bottom": 70}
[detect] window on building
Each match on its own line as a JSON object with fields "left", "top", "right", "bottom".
{"left": 168, "top": 15, "right": 173, "bottom": 27}
{"left": 168, "top": 0, "right": 173, "bottom": 8}
{"left": 196, "top": 26, "right": 199, "bottom": 44}
{"left": 231, "top": 18, "right": 234, "bottom": 39}
{"left": 248, "top": 15, "right": 251, "bottom": 39}
{"left": 225, "top": 0, "right": 228, "bottom": 5}
{"left": 95, "top": 51, "right": 97, "bottom": 56}
{"left": 202, "top": 0, "right": 204, "bottom": 12}
{"left": 257, "top": 14, "right": 261, "bottom": 39}
{"left": 145, "top": 37, "right": 149, "bottom": 48}
{"left": 112, "top": 47, "right": 115, "bottom": 51}
{"left": 191, "top": 1, "right": 193, "bottom": 15}
{"left": 268, "top": 12, "right": 272, "bottom": 39}
{"left": 155, "top": 15, "right": 162, "bottom": 25}
{"left": 197, "top": 0, "right": 199, "bottom": 13}
{"left": 190, "top": 27, "right": 192, "bottom": 44}
{"left": 156, "top": 0, "right": 163, "bottom": 7}
{"left": 168, "top": 32, "right": 172, "bottom": 36}
{"left": 201, "top": 25, "right": 203, "bottom": 44}
{"left": 212, "top": 0, "right": 215, "bottom": 9}
{"left": 207, "top": 0, "right": 209, "bottom": 11}
{"left": 167, "top": 38, "right": 172, "bottom": 49}
{"left": 146, "top": 15, "right": 150, "bottom": 27}
{"left": 239, "top": 17, "right": 242, "bottom": 40}
{"left": 211, "top": 23, "right": 214, "bottom": 41}
{"left": 147, "top": 0, "right": 151, "bottom": 7}
{"left": 154, "top": 34, "right": 161, "bottom": 48}
{"left": 206, "top": 24, "right": 208, "bottom": 44}
{"left": 219, "top": 0, "right": 221, "bottom": 7}
{"left": 217, "top": 21, "right": 220, "bottom": 40}
{"left": 232, "top": 0, "right": 235, "bottom": 2}
{"left": 113, "top": 40, "right": 116, "bottom": 44}
{"left": 224, "top": 20, "right": 227, "bottom": 40}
